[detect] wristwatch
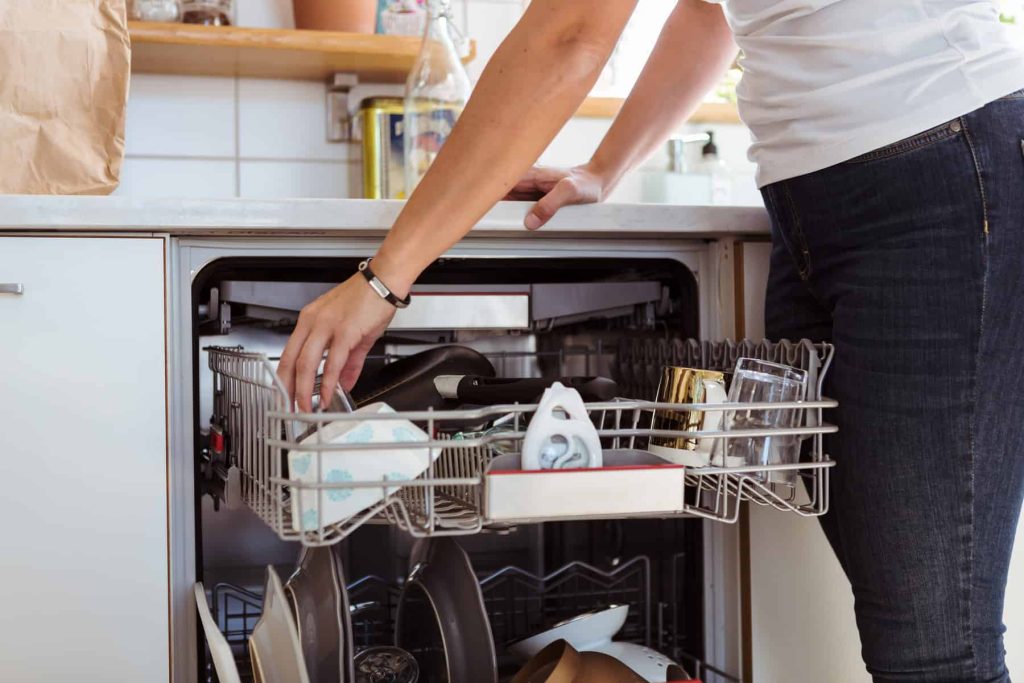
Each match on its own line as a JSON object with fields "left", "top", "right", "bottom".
{"left": 358, "top": 258, "right": 411, "bottom": 309}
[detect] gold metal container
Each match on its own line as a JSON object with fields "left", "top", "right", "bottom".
{"left": 649, "top": 366, "right": 727, "bottom": 466}
{"left": 357, "top": 97, "right": 406, "bottom": 199}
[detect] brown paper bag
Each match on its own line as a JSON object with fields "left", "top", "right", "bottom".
{"left": 0, "top": 0, "right": 130, "bottom": 194}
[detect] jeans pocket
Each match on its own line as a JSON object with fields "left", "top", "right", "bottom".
{"left": 763, "top": 183, "right": 812, "bottom": 280}
{"left": 843, "top": 119, "right": 963, "bottom": 165}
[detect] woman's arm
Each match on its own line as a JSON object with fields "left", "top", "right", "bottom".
{"left": 511, "top": 0, "right": 737, "bottom": 229}
{"left": 279, "top": 0, "right": 638, "bottom": 410}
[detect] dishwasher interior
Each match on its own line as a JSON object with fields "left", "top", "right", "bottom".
{"left": 191, "top": 255, "right": 734, "bottom": 683}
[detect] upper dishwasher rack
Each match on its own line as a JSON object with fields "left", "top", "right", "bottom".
{"left": 206, "top": 341, "right": 837, "bottom": 547}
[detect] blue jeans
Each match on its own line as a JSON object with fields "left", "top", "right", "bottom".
{"left": 762, "top": 92, "right": 1024, "bottom": 682}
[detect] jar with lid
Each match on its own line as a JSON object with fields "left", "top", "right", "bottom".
{"left": 181, "top": 0, "right": 232, "bottom": 26}
{"left": 130, "top": 0, "right": 181, "bottom": 22}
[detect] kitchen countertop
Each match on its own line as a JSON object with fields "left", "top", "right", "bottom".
{"left": 0, "top": 196, "right": 770, "bottom": 238}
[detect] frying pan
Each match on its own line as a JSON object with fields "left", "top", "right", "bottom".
{"left": 395, "top": 537, "right": 498, "bottom": 683}
{"left": 434, "top": 375, "right": 619, "bottom": 405}
{"left": 284, "top": 546, "right": 354, "bottom": 683}
{"left": 351, "top": 345, "right": 496, "bottom": 411}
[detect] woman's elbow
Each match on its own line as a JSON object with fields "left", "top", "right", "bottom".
{"left": 520, "top": 1, "right": 636, "bottom": 74}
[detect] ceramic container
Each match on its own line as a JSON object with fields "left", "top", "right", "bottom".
{"left": 293, "top": 0, "right": 378, "bottom": 33}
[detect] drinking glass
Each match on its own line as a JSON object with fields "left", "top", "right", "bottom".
{"left": 712, "top": 358, "right": 808, "bottom": 485}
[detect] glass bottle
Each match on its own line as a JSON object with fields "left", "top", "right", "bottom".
{"left": 402, "top": 0, "right": 471, "bottom": 197}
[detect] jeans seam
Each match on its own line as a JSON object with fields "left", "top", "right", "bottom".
{"left": 961, "top": 115, "right": 991, "bottom": 235}
{"left": 962, "top": 112, "right": 990, "bottom": 680}
{"left": 780, "top": 183, "right": 813, "bottom": 280}
{"left": 843, "top": 120, "right": 960, "bottom": 165}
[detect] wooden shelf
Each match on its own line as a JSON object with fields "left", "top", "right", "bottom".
{"left": 576, "top": 97, "right": 740, "bottom": 124}
{"left": 127, "top": 22, "right": 739, "bottom": 124}
{"left": 128, "top": 21, "right": 475, "bottom": 82}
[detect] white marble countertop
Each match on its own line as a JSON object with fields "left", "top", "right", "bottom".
{"left": 0, "top": 196, "right": 769, "bottom": 238}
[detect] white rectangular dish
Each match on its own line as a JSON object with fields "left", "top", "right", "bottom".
{"left": 484, "top": 450, "right": 686, "bottom": 523}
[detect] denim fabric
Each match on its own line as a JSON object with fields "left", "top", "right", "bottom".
{"left": 762, "top": 92, "right": 1024, "bottom": 682}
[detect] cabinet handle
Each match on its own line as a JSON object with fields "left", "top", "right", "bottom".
{"left": 0, "top": 283, "right": 24, "bottom": 295}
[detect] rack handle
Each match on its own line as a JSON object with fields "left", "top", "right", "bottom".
{"left": 0, "top": 283, "right": 24, "bottom": 295}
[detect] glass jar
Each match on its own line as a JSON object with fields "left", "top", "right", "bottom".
{"left": 181, "top": 0, "right": 232, "bottom": 26}
{"left": 402, "top": 0, "right": 471, "bottom": 196}
{"left": 130, "top": 0, "right": 181, "bottom": 22}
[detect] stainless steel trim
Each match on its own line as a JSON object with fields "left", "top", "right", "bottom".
{"left": 0, "top": 283, "right": 24, "bottom": 295}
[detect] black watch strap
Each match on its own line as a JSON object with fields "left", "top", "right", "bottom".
{"left": 358, "top": 258, "right": 411, "bottom": 309}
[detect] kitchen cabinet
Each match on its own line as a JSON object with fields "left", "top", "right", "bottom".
{"left": 0, "top": 236, "right": 169, "bottom": 681}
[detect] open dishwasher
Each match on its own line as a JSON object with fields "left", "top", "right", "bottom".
{"left": 187, "top": 252, "right": 836, "bottom": 683}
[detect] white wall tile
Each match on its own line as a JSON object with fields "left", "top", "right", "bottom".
{"left": 239, "top": 160, "right": 357, "bottom": 198}
{"left": 125, "top": 74, "right": 236, "bottom": 158}
{"left": 115, "top": 158, "right": 237, "bottom": 198}
{"left": 238, "top": 78, "right": 356, "bottom": 161}
{"left": 236, "top": 0, "right": 294, "bottom": 28}
{"left": 464, "top": 0, "right": 523, "bottom": 81}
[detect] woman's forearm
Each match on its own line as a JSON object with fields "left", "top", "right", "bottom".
{"left": 589, "top": 0, "right": 737, "bottom": 192}
{"left": 372, "top": 0, "right": 637, "bottom": 295}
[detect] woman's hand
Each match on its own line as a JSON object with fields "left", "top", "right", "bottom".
{"left": 277, "top": 274, "right": 397, "bottom": 412}
{"left": 505, "top": 163, "right": 609, "bottom": 230}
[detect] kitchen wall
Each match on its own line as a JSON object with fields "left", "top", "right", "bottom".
{"left": 115, "top": 0, "right": 762, "bottom": 205}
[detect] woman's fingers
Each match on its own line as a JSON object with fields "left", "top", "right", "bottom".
{"left": 525, "top": 177, "right": 579, "bottom": 230}
{"left": 318, "top": 336, "right": 352, "bottom": 409}
{"left": 505, "top": 166, "right": 567, "bottom": 200}
{"left": 278, "top": 274, "right": 396, "bottom": 411}
{"left": 339, "top": 337, "right": 375, "bottom": 392}
{"left": 294, "top": 330, "right": 332, "bottom": 412}
{"left": 277, "top": 311, "right": 313, "bottom": 405}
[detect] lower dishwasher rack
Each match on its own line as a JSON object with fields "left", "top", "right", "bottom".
{"left": 203, "top": 554, "right": 740, "bottom": 683}
{"left": 206, "top": 341, "right": 837, "bottom": 547}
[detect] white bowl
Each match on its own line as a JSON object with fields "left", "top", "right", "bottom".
{"left": 507, "top": 604, "right": 628, "bottom": 660}
{"left": 591, "top": 641, "right": 688, "bottom": 682}
{"left": 506, "top": 605, "right": 689, "bottom": 681}
{"left": 288, "top": 403, "right": 437, "bottom": 532}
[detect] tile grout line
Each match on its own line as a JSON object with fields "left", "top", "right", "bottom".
{"left": 125, "top": 153, "right": 360, "bottom": 165}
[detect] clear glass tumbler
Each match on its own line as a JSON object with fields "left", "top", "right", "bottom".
{"left": 712, "top": 358, "right": 808, "bottom": 485}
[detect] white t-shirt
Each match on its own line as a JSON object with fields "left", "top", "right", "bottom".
{"left": 704, "top": 0, "right": 1024, "bottom": 186}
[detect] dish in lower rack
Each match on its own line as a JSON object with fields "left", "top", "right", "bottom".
{"left": 284, "top": 546, "right": 353, "bottom": 683}
{"left": 249, "top": 566, "right": 310, "bottom": 683}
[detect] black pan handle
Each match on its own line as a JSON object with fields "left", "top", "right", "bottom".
{"left": 435, "top": 375, "right": 619, "bottom": 404}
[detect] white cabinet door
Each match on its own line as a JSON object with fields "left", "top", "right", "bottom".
{"left": 0, "top": 236, "right": 168, "bottom": 681}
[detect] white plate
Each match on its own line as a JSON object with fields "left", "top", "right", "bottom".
{"left": 194, "top": 583, "right": 242, "bottom": 683}
{"left": 288, "top": 403, "right": 438, "bottom": 533}
{"left": 250, "top": 566, "right": 311, "bottom": 683}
